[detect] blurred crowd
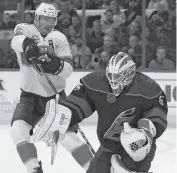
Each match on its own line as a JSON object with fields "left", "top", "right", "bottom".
{"left": 0, "top": 0, "right": 176, "bottom": 72}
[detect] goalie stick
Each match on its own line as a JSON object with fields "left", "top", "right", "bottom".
{"left": 37, "top": 64, "right": 95, "bottom": 165}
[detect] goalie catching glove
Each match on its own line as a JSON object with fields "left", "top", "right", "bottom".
{"left": 120, "top": 119, "right": 156, "bottom": 162}
{"left": 32, "top": 95, "right": 72, "bottom": 146}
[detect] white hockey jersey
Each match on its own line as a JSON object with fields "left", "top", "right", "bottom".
{"left": 11, "top": 23, "right": 73, "bottom": 97}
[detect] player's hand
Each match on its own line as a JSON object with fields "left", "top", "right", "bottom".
{"left": 120, "top": 122, "right": 153, "bottom": 162}
{"left": 41, "top": 55, "right": 64, "bottom": 75}
{"left": 22, "top": 37, "right": 40, "bottom": 64}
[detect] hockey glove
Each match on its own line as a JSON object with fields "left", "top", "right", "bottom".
{"left": 120, "top": 120, "right": 156, "bottom": 162}
{"left": 22, "top": 37, "right": 40, "bottom": 64}
{"left": 41, "top": 55, "right": 64, "bottom": 75}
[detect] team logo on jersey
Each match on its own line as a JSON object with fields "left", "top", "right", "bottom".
{"left": 159, "top": 95, "right": 165, "bottom": 106}
{"left": 14, "top": 26, "right": 23, "bottom": 36}
{"left": 38, "top": 45, "right": 54, "bottom": 56}
{"left": 104, "top": 107, "right": 136, "bottom": 142}
{"left": 107, "top": 93, "right": 116, "bottom": 103}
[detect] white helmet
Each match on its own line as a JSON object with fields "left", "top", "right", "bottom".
{"left": 34, "top": 3, "right": 58, "bottom": 28}
{"left": 106, "top": 52, "right": 136, "bottom": 96}
{"left": 35, "top": 3, "right": 58, "bottom": 18}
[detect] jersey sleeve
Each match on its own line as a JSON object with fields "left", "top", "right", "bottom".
{"left": 59, "top": 80, "right": 95, "bottom": 126}
{"left": 54, "top": 32, "right": 73, "bottom": 78}
{"left": 142, "top": 90, "right": 168, "bottom": 138}
{"left": 11, "top": 23, "right": 29, "bottom": 52}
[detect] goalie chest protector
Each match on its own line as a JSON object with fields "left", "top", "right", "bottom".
{"left": 81, "top": 71, "right": 163, "bottom": 152}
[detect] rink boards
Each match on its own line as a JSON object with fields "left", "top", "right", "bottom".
{"left": 0, "top": 71, "right": 176, "bottom": 126}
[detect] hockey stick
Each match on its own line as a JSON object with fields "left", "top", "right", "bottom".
{"left": 76, "top": 125, "right": 95, "bottom": 155}
{"left": 37, "top": 64, "right": 95, "bottom": 164}
{"left": 37, "top": 64, "right": 61, "bottom": 165}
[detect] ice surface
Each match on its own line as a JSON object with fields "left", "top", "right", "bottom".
{"left": 0, "top": 124, "right": 176, "bottom": 173}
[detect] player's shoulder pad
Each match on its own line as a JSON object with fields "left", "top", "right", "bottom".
{"left": 14, "top": 23, "right": 32, "bottom": 35}
{"left": 126, "top": 72, "right": 163, "bottom": 99}
{"left": 50, "top": 30, "right": 67, "bottom": 42}
{"left": 14, "top": 23, "right": 32, "bottom": 29}
{"left": 81, "top": 70, "right": 111, "bottom": 94}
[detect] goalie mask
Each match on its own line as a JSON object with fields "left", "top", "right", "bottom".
{"left": 106, "top": 52, "right": 136, "bottom": 96}
{"left": 34, "top": 3, "right": 58, "bottom": 36}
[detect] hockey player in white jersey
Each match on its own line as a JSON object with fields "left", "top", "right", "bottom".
{"left": 10, "top": 3, "right": 74, "bottom": 173}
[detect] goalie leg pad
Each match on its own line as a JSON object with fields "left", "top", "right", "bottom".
{"left": 32, "top": 99, "right": 71, "bottom": 146}
{"left": 111, "top": 154, "right": 133, "bottom": 173}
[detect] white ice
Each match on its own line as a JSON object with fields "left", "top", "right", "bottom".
{"left": 0, "top": 124, "right": 176, "bottom": 173}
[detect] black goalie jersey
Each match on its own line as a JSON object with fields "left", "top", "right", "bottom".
{"left": 59, "top": 70, "right": 168, "bottom": 153}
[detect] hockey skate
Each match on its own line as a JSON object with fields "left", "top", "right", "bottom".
{"left": 33, "top": 161, "right": 43, "bottom": 173}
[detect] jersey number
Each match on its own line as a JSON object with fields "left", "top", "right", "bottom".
{"left": 159, "top": 95, "right": 164, "bottom": 106}
{"left": 104, "top": 108, "right": 136, "bottom": 142}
